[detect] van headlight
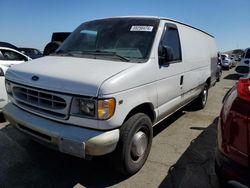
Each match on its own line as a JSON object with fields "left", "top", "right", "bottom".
{"left": 71, "top": 97, "right": 115, "bottom": 120}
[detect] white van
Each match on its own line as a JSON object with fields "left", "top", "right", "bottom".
{"left": 3, "top": 16, "right": 217, "bottom": 175}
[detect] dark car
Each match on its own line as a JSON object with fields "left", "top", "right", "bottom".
{"left": 43, "top": 32, "right": 71, "bottom": 55}
{"left": 216, "top": 76, "right": 250, "bottom": 187}
{"left": 19, "top": 48, "right": 43, "bottom": 59}
{"left": 0, "top": 41, "right": 19, "bottom": 51}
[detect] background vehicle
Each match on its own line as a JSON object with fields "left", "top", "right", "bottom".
{"left": 235, "top": 48, "right": 250, "bottom": 77}
{"left": 216, "top": 75, "right": 250, "bottom": 187}
{"left": 230, "top": 56, "right": 237, "bottom": 67}
{"left": 0, "top": 41, "right": 19, "bottom": 51}
{"left": 221, "top": 54, "right": 233, "bottom": 70}
{"left": 216, "top": 63, "right": 222, "bottom": 82}
{"left": 0, "top": 65, "right": 8, "bottom": 121}
{"left": 3, "top": 17, "right": 217, "bottom": 175}
{"left": 0, "top": 47, "right": 31, "bottom": 66}
{"left": 0, "top": 47, "right": 31, "bottom": 120}
{"left": 43, "top": 32, "right": 71, "bottom": 55}
{"left": 235, "top": 62, "right": 249, "bottom": 77}
{"left": 19, "top": 48, "right": 43, "bottom": 59}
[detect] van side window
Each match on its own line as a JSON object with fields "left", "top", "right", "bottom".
{"left": 161, "top": 26, "right": 182, "bottom": 62}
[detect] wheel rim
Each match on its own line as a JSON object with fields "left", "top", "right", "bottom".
{"left": 131, "top": 131, "right": 148, "bottom": 160}
{"left": 202, "top": 88, "right": 207, "bottom": 106}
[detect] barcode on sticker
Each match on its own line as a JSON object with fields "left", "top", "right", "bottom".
{"left": 130, "top": 26, "right": 154, "bottom": 32}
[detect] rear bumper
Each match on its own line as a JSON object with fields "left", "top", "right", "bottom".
{"left": 215, "top": 148, "right": 249, "bottom": 186}
{"left": 3, "top": 103, "right": 120, "bottom": 158}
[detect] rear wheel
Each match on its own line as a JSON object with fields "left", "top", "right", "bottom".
{"left": 217, "top": 71, "right": 222, "bottom": 82}
{"left": 112, "top": 113, "right": 153, "bottom": 175}
{"left": 0, "top": 113, "right": 5, "bottom": 123}
{"left": 193, "top": 84, "right": 208, "bottom": 110}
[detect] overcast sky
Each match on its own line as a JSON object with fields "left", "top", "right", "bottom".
{"left": 0, "top": 0, "right": 249, "bottom": 52}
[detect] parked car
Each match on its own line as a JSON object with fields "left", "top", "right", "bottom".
{"left": 0, "top": 41, "right": 19, "bottom": 51}
{"left": 0, "top": 65, "right": 8, "bottom": 114}
{"left": 0, "top": 47, "right": 31, "bottom": 120}
{"left": 235, "top": 48, "right": 250, "bottom": 77}
{"left": 230, "top": 56, "right": 237, "bottom": 67}
{"left": 3, "top": 16, "right": 218, "bottom": 175}
{"left": 19, "top": 48, "right": 43, "bottom": 59}
{"left": 216, "top": 75, "right": 250, "bottom": 187}
{"left": 43, "top": 32, "right": 71, "bottom": 56}
{"left": 216, "top": 63, "right": 222, "bottom": 82}
{"left": 0, "top": 47, "right": 31, "bottom": 66}
{"left": 221, "top": 54, "right": 233, "bottom": 70}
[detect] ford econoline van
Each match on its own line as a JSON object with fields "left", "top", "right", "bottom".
{"left": 3, "top": 16, "right": 218, "bottom": 175}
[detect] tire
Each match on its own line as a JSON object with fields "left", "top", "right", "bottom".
{"left": 43, "top": 41, "right": 62, "bottom": 56}
{"left": 0, "top": 112, "right": 6, "bottom": 123}
{"left": 193, "top": 84, "right": 208, "bottom": 110}
{"left": 217, "top": 71, "right": 222, "bottom": 82}
{"left": 112, "top": 113, "right": 153, "bottom": 176}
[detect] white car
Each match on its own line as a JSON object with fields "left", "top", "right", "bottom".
{"left": 0, "top": 46, "right": 31, "bottom": 67}
{"left": 0, "top": 47, "right": 31, "bottom": 113}
{"left": 0, "top": 65, "right": 8, "bottom": 112}
{"left": 221, "top": 54, "right": 233, "bottom": 70}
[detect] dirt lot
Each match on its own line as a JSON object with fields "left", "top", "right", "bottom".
{"left": 0, "top": 69, "right": 238, "bottom": 188}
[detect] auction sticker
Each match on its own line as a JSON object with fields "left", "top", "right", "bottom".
{"left": 130, "top": 26, "right": 154, "bottom": 32}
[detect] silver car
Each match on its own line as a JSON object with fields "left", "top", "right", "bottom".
{"left": 221, "top": 54, "right": 232, "bottom": 70}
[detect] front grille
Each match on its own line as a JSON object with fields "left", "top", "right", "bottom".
{"left": 12, "top": 85, "right": 72, "bottom": 119}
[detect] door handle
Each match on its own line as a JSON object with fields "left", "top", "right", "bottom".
{"left": 180, "top": 75, "right": 184, "bottom": 85}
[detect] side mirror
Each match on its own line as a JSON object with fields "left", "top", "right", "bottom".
{"left": 158, "top": 45, "right": 174, "bottom": 65}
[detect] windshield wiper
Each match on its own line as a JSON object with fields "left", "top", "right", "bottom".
{"left": 81, "top": 50, "right": 130, "bottom": 62}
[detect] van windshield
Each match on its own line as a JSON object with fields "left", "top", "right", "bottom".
{"left": 57, "top": 18, "right": 159, "bottom": 62}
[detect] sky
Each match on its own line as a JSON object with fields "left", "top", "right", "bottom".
{"left": 0, "top": 0, "right": 249, "bottom": 52}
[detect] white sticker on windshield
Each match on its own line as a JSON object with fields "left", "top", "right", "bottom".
{"left": 130, "top": 26, "right": 154, "bottom": 32}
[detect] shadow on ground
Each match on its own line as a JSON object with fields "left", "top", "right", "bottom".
{"left": 0, "top": 111, "right": 185, "bottom": 188}
{"left": 0, "top": 124, "right": 127, "bottom": 188}
{"left": 0, "top": 113, "right": 219, "bottom": 188}
{"left": 158, "top": 117, "right": 220, "bottom": 188}
{"left": 223, "top": 73, "right": 239, "bottom": 81}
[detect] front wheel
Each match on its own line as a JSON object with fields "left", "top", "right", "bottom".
{"left": 112, "top": 113, "right": 153, "bottom": 176}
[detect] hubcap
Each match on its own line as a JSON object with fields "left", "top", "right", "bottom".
{"left": 131, "top": 131, "right": 148, "bottom": 159}
{"left": 202, "top": 88, "right": 207, "bottom": 106}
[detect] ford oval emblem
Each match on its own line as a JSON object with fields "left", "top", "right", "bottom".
{"left": 32, "top": 76, "right": 39, "bottom": 81}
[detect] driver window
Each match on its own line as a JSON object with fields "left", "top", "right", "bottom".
{"left": 161, "top": 25, "right": 182, "bottom": 62}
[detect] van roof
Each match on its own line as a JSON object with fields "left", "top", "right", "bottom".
{"left": 93, "top": 16, "right": 214, "bottom": 38}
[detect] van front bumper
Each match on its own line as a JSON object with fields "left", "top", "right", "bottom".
{"left": 3, "top": 103, "right": 120, "bottom": 158}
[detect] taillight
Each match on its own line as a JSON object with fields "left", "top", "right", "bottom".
{"left": 237, "top": 78, "right": 250, "bottom": 102}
